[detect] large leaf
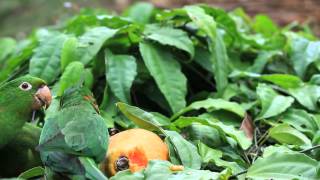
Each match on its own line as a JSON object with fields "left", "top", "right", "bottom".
{"left": 280, "top": 108, "right": 318, "bottom": 138}
{"left": 185, "top": 5, "right": 229, "bottom": 94}
{"left": 172, "top": 98, "right": 246, "bottom": 120}
{"left": 144, "top": 160, "right": 219, "bottom": 180}
{"left": 173, "top": 117, "right": 252, "bottom": 150}
{"left": 165, "top": 137, "right": 181, "bottom": 165}
{"left": 289, "top": 37, "right": 320, "bottom": 78}
{"left": 29, "top": 33, "right": 67, "bottom": 84}
{"left": 253, "top": 15, "right": 278, "bottom": 37}
{"left": 18, "top": 167, "right": 45, "bottom": 179}
{"left": 139, "top": 41, "right": 187, "bottom": 113}
{"left": 256, "top": 83, "right": 294, "bottom": 120}
{"left": 0, "top": 37, "right": 16, "bottom": 65}
{"left": 110, "top": 170, "right": 144, "bottom": 180}
{"left": 105, "top": 50, "right": 137, "bottom": 103}
{"left": 61, "top": 37, "right": 78, "bottom": 71}
{"left": 198, "top": 142, "right": 243, "bottom": 174}
{"left": 269, "top": 123, "right": 312, "bottom": 147}
{"left": 184, "top": 124, "right": 223, "bottom": 148}
{"left": 125, "top": 2, "right": 154, "bottom": 24}
{"left": 288, "top": 84, "right": 320, "bottom": 111}
{"left": 194, "top": 47, "right": 213, "bottom": 73}
{"left": 58, "top": 62, "right": 85, "bottom": 96}
{"left": 112, "top": 160, "right": 219, "bottom": 180}
{"left": 165, "top": 130, "right": 202, "bottom": 169}
{"left": 246, "top": 50, "right": 282, "bottom": 73}
{"left": 116, "top": 102, "right": 164, "bottom": 132}
{"left": 0, "top": 39, "right": 36, "bottom": 82}
{"left": 260, "top": 74, "right": 303, "bottom": 89}
{"left": 247, "top": 152, "right": 320, "bottom": 179}
{"left": 144, "top": 24, "right": 195, "bottom": 57}
{"left": 76, "top": 27, "right": 117, "bottom": 65}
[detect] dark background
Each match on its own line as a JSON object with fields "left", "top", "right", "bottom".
{"left": 1, "top": 0, "right": 319, "bottom": 38}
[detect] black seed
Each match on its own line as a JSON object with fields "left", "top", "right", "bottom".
{"left": 115, "top": 156, "right": 129, "bottom": 171}
{"left": 108, "top": 128, "right": 120, "bottom": 136}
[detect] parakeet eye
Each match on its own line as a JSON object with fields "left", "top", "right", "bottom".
{"left": 19, "top": 82, "right": 32, "bottom": 91}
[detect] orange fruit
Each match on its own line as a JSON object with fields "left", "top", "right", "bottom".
{"left": 103, "top": 128, "right": 168, "bottom": 176}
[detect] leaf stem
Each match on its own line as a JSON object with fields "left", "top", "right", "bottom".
{"left": 300, "top": 144, "right": 320, "bottom": 153}
{"left": 230, "top": 170, "right": 248, "bottom": 179}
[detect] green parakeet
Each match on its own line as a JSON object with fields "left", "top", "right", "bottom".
{"left": 0, "top": 75, "right": 51, "bottom": 148}
{"left": 38, "top": 87, "right": 109, "bottom": 180}
{"left": 0, "top": 123, "right": 42, "bottom": 177}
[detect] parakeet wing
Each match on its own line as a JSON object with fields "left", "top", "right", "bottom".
{"left": 60, "top": 107, "right": 108, "bottom": 162}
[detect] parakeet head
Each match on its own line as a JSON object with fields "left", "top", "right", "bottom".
{"left": 60, "top": 86, "right": 99, "bottom": 112}
{"left": 0, "top": 75, "right": 52, "bottom": 111}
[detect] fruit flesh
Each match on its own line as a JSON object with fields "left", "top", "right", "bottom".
{"left": 104, "top": 128, "right": 168, "bottom": 176}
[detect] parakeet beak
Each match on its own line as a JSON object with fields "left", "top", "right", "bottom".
{"left": 33, "top": 85, "right": 52, "bottom": 110}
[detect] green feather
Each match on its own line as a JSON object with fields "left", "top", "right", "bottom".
{"left": 39, "top": 87, "right": 108, "bottom": 179}
{"left": 0, "top": 123, "right": 42, "bottom": 177}
{"left": 0, "top": 75, "right": 46, "bottom": 148}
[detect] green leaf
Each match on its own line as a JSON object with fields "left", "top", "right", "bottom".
{"left": 61, "top": 37, "right": 78, "bottom": 71}
{"left": 139, "top": 41, "right": 187, "bottom": 113}
{"left": 256, "top": 83, "right": 294, "bottom": 120}
{"left": 184, "top": 124, "right": 223, "bottom": 148}
{"left": 0, "top": 37, "right": 16, "bottom": 64}
{"left": 116, "top": 160, "right": 219, "bottom": 180}
{"left": 18, "top": 166, "right": 45, "bottom": 179}
{"left": 213, "top": 30, "right": 230, "bottom": 95}
{"left": 0, "top": 39, "right": 36, "bottom": 82}
{"left": 309, "top": 74, "right": 320, "bottom": 85}
{"left": 125, "top": 2, "right": 154, "bottom": 24}
{"left": 260, "top": 74, "right": 303, "bottom": 89}
{"left": 185, "top": 6, "right": 229, "bottom": 94}
{"left": 198, "top": 142, "right": 243, "bottom": 174}
{"left": 198, "top": 141, "right": 222, "bottom": 163}
{"left": 289, "top": 37, "right": 320, "bottom": 78}
{"left": 262, "top": 145, "right": 293, "bottom": 157}
{"left": 288, "top": 84, "right": 320, "bottom": 111}
{"left": 280, "top": 108, "right": 318, "bottom": 138}
{"left": 84, "top": 68, "right": 94, "bottom": 89}
{"left": 269, "top": 124, "right": 312, "bottom": 146}
{"left": 76, "top": 27, "right": 117, "bottom": 65}
{"left": 105, "top": 50, "right": 137, "bottom": 103}
{"left": 58, "top": 62, "right": 85, "bottom": 96}
{"left": 246, "top": 50, "right": 282, "bottom": 73}
{"left": 194, "top": 47, "right": 213, "bottom": 73}
{"left": 165, "top": 137, "right": 181, "bottom": 165}
{"left": 150, "top": 112, "right": 171, "bottom": 126}
{"left": 116, "top": 102, "right": 164, "bottom": 132}
{"left": 110, "top": 170, "right": 144, "bottom": 180}
{"left": 29, "top": 33, "right": 67, "bottom": 84}
{"left": 143, "top": 160, "right": 219, "bottom": 180}
{"left": 172, "top": 98, "right": 246, "bottom": 120}
{"left": 184, "top": 6, "right": 216, "bottom": 40}
{"left": 144, "top": 24, "right": 195, "bottom": 57}
{"left": 173, "top": 117, "right": 251, "bottom": 150}
{"left": 165, "top": 130, "right": 202, "bottom": 169}
{"left": 253, "top": 15, "right": 278, "bottom": 37}
{"left": 247, "top": 152, "right": 320, "bottom": 179}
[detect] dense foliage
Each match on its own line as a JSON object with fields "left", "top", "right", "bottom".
{"left": 1, "top": 2, "right": 320, "bottom": 179}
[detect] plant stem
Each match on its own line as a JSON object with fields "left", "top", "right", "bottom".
{"left": 300, "top": 145, "right": 320, "bottom": 153}
{"left": 230, "top": 170, "right": 248, "bottom": 179}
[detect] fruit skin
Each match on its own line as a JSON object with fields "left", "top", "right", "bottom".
{"left": 104, "top": 128, "right": 168, "bottom": 176}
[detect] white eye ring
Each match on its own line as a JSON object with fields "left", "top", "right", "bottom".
{"left": 19, "top": 82, "right": 32, "bottom": 91}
